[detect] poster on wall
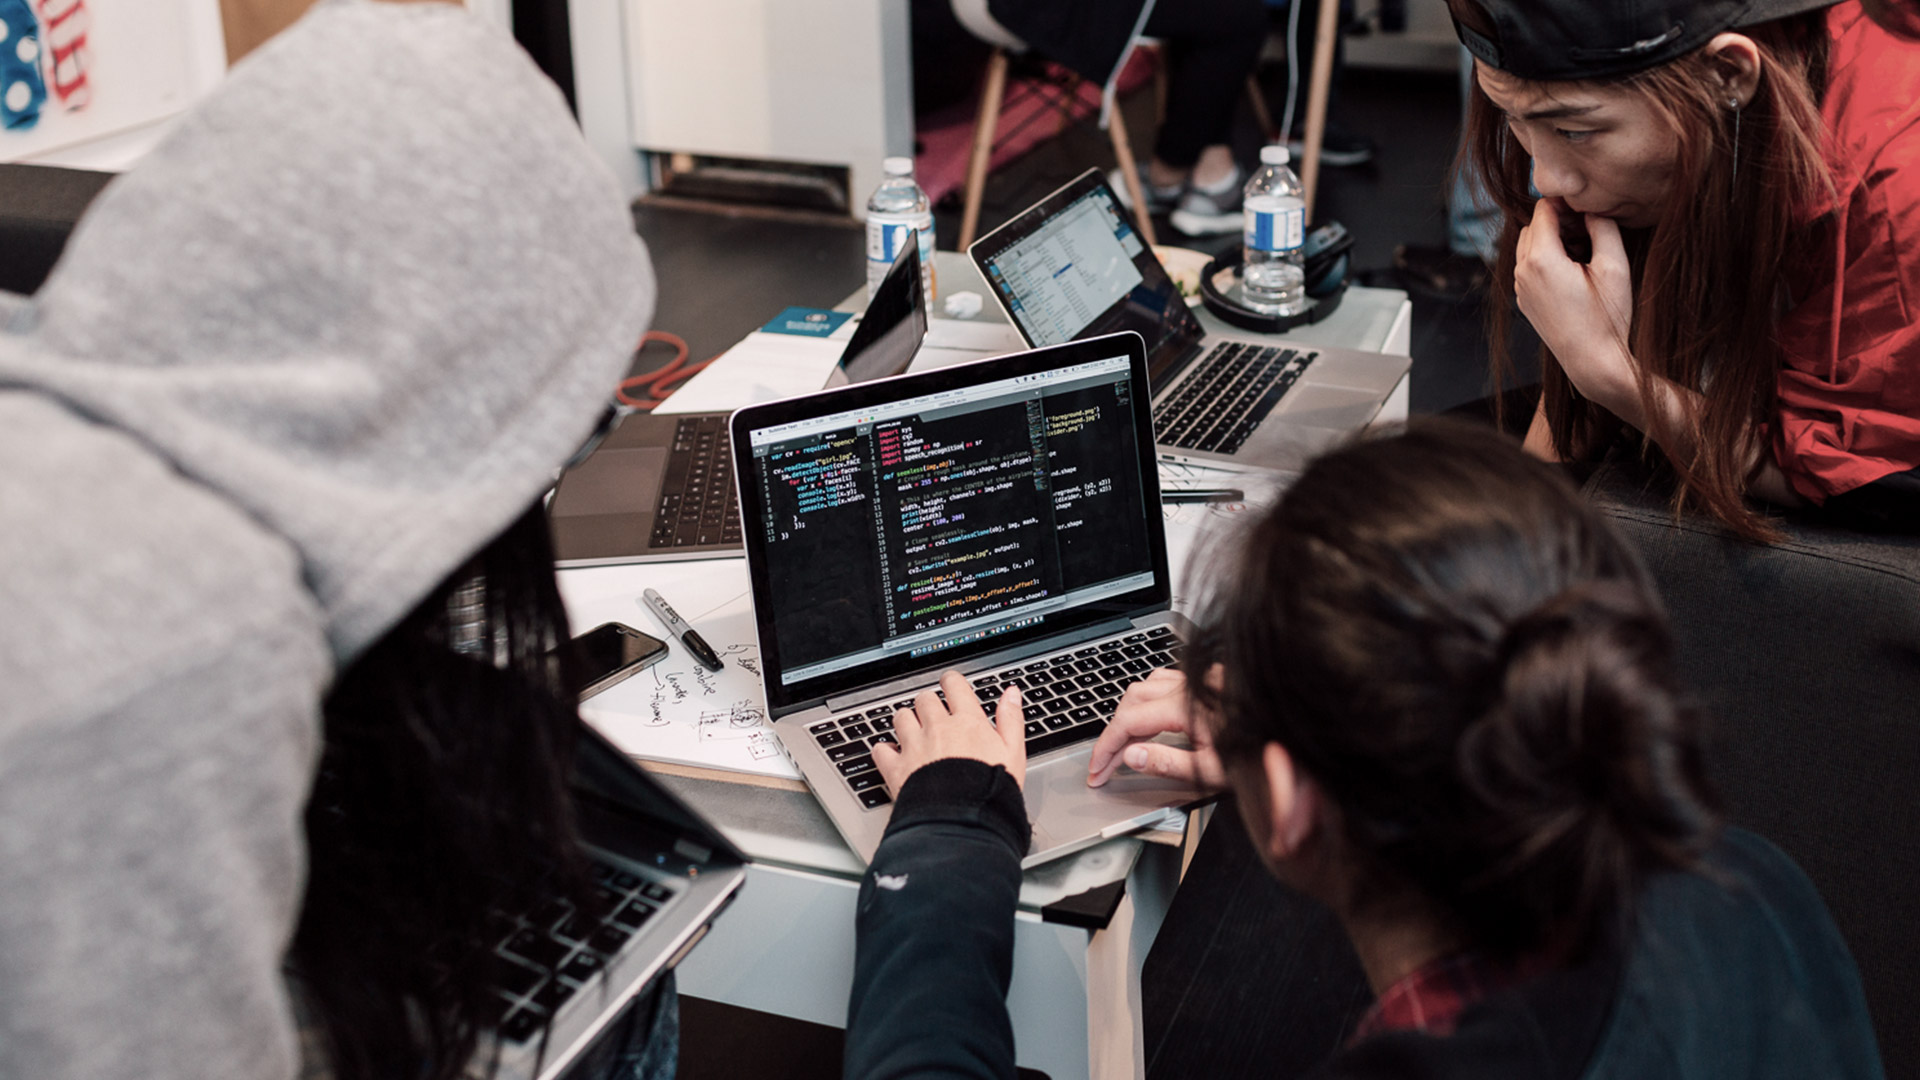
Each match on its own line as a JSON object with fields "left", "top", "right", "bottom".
{"left": 1, "top": 0, "right": 223, "bottom": 164}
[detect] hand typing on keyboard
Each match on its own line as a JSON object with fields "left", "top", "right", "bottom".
{"left": 872, "top": 670, "right": 1029, "bottom": 794}
{"left": 1086, "top": 666, "right": 1228, "bottom": 791}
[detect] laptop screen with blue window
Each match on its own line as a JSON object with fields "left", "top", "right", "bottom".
{"left": 972, "top": 175, "right": 1203, "bottom": 382}
{"left": 981, "top": 190, "right": 1145, "bottom": 346}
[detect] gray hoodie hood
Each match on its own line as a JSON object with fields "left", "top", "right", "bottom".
{"left": 0, "top": 0, "right": 652, "bottom": 662}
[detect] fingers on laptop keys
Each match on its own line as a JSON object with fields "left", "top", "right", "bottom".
{"left": 1091, "top": 665, "right": 1230, "bottom": 791}
{"left": 872, "top": 679, "right": 946, "bottom": 792}
{"left": 873, "top": 671, "right": 1027, "bottom": 793}
{"left": 1088, "top": 667, "right": 1203, "bottom": 788}
{"left": 990, "top": 681, "right": 1027, "bottom": 789}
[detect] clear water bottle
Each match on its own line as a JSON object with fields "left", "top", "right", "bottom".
{"left": 1242, "top": 145, "right": 1308, "bottom": 316}
{"left": 866, "top": 156, "right": 936, "bottom": 314}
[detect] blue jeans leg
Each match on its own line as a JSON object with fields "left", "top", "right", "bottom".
{"left": 612, "top": 973, "right": 678, "bottom": 1080}
{"left": 561, "top": 971, "right": 678, "bottom": 1080}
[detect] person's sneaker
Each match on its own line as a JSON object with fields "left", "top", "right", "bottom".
{"left": 1167, "top": 165, "right": 1245, "bottom": 236}
{"left": 1391, "top": 243, "right": 1491, "bottom": 299}
{"left": 1107, "top": 165, "right": 1184, "bottom": 215}
{"left": 1287, "top": 122, "right": 1376, "bottom": 168}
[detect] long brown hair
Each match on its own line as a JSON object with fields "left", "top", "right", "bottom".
{"left": 1457, "top": 4, "right": 1834, "bottom": 538}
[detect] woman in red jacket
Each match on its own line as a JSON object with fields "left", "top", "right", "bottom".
{"left": 1455, "top": 0, "right": 1920, "bottom": 535}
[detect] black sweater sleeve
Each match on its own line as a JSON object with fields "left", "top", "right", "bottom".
{"left": 843, "top": 759, "right": 1033, "bottom": 1080}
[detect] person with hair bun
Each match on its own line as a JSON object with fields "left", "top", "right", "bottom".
{"left": 842, "top": 422, "right": 1883, "bottom": 1078}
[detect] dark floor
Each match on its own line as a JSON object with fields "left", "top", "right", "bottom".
{"left": 629, "top": 204, "right": 864, "bottom": 372}
{"left": 638, "top": 65, "right": 1509, "bottom": 1080}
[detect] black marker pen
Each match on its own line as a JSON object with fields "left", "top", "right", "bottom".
{"left": 641, "top": 588, "right": 724, "bottom": 672}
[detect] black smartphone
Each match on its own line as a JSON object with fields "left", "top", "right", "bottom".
{"left": 568, "top": 621, "right": 669, "bottom": 700}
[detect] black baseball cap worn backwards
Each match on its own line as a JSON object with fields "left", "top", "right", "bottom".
{"left": 1450, "top": 0, "right": 1840, "bottom": 80}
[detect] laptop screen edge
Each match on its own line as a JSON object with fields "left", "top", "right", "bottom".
{"left": 965, "top": 168, "right": 1205, "bottom": 387}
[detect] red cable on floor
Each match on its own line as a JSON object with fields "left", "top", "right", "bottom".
{"left": 615, "top": 330, "right": 721, "bottom": 409}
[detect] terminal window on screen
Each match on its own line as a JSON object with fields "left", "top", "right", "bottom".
{"left": 986, "top": 191, "right": 1146, "bottom": 347}
{"left": 751, "top": 364, "right": 1151, "bottom": 683}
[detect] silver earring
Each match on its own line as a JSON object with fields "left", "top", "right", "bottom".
{"left": 1729, "top": 97, "right": 1741, "bottom": 197}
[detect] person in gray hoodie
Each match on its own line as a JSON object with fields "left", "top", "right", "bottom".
{"left": 0, "top": 2, "right": 655, "bottom": 1078}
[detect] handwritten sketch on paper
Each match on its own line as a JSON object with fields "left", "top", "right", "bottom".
{"left": 580, "top": 602, "right": 801, "bottom": 781}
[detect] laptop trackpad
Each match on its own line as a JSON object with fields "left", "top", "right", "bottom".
{"left": 1272, "top": 383, "right": 1387, "bottom": 431}
{"left": 1023, "top": 744, "right": 1200, "bottom": 853}
{"left": 550, "top": 447, "right": 667, "bottom": 517}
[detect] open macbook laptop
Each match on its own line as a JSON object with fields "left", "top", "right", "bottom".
{"left": 491, "top": 721, "right": 746, "bottom": 1080}
{"left": 731, "top": 332, "right": 1205, "bottom": 868}
{"left": 968, "top": 168, "right": 1410, "bottom": 472}
{"left": 549, "top": 244, "right": 928, "bottom": 567}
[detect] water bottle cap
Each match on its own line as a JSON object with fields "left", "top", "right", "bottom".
{"left": 1260, "top": 144, "right": 1290, "bottom": 166}
{"left": 883, "top": 156, "right": 915, "bottom": 176}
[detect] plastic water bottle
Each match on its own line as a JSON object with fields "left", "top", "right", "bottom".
{"left": 1242, "top": 145, "right": 1308, "bottom": 316}
{"left": 866, "top": 156, "right": 936, "bottom": 314}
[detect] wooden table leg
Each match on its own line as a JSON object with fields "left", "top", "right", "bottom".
{"left": 959, "top": 49, "right": 1010, "bottom": 251}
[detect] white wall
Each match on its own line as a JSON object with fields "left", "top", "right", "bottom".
{"left": 466, "top": 0, "right": 512, "bottom": 30}
{"left": 568, "top": 0, "right": 647, "bottom": 196}
{"left": 611, "top": 0, "right": 913, "bottom": 216}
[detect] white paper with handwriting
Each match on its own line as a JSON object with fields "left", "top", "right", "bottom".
{"left": 562, "top": 563, "right": 799, "bottom": 780}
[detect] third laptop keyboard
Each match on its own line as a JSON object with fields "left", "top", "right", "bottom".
{"left": 487, "top": 857, "right": 680, "bottom": 1044}
{"left": 649, "top": 414, "right": 743, "bottom": 550}
{"left": 1155, "top": 342, "right": 1316, "bottom": 455}
{"left": 808, "top": 624, "right": 1183, "bottom": 810}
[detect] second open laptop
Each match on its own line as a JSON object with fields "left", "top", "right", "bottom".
{"left": 548, "top": 245, "right": 928, "bottom": 567}
{"left": 968, "top": 168, "right": 1409, "bottom": 472}
{"left": 731, "top": 332, "right": 1205, "bottom": 868}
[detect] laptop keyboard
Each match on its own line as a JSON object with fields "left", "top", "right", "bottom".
{"left": 489, "top": 857, "right": 679, "bottom": 1043}
{"left": 649, "top": 415, "right": 743, "bottom": 550}
{"left": 1156, "top": 342, "right": 1316, "bottom": 455}
{"left": 808, "top": 625, "right": 1183, "bottom": 810}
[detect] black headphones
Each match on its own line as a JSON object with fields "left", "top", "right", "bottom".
{"left": 1200, "top": 220, "right": 1354, "bottom": 334}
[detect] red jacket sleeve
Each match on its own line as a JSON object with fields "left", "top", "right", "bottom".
{"left": 1772, "top": 19, "right": 1920, "bottom": 504}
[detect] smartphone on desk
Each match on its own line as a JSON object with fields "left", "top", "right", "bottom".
{"left": 567, "top": 621, "right": 668, "bottom": 700}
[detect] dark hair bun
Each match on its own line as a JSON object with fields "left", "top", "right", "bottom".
{"left": 1448, "top": 581, "right": 1718, "bottom": 953}
{"left": 1188, "top": 420, "right": 1721, "bottom": 959}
